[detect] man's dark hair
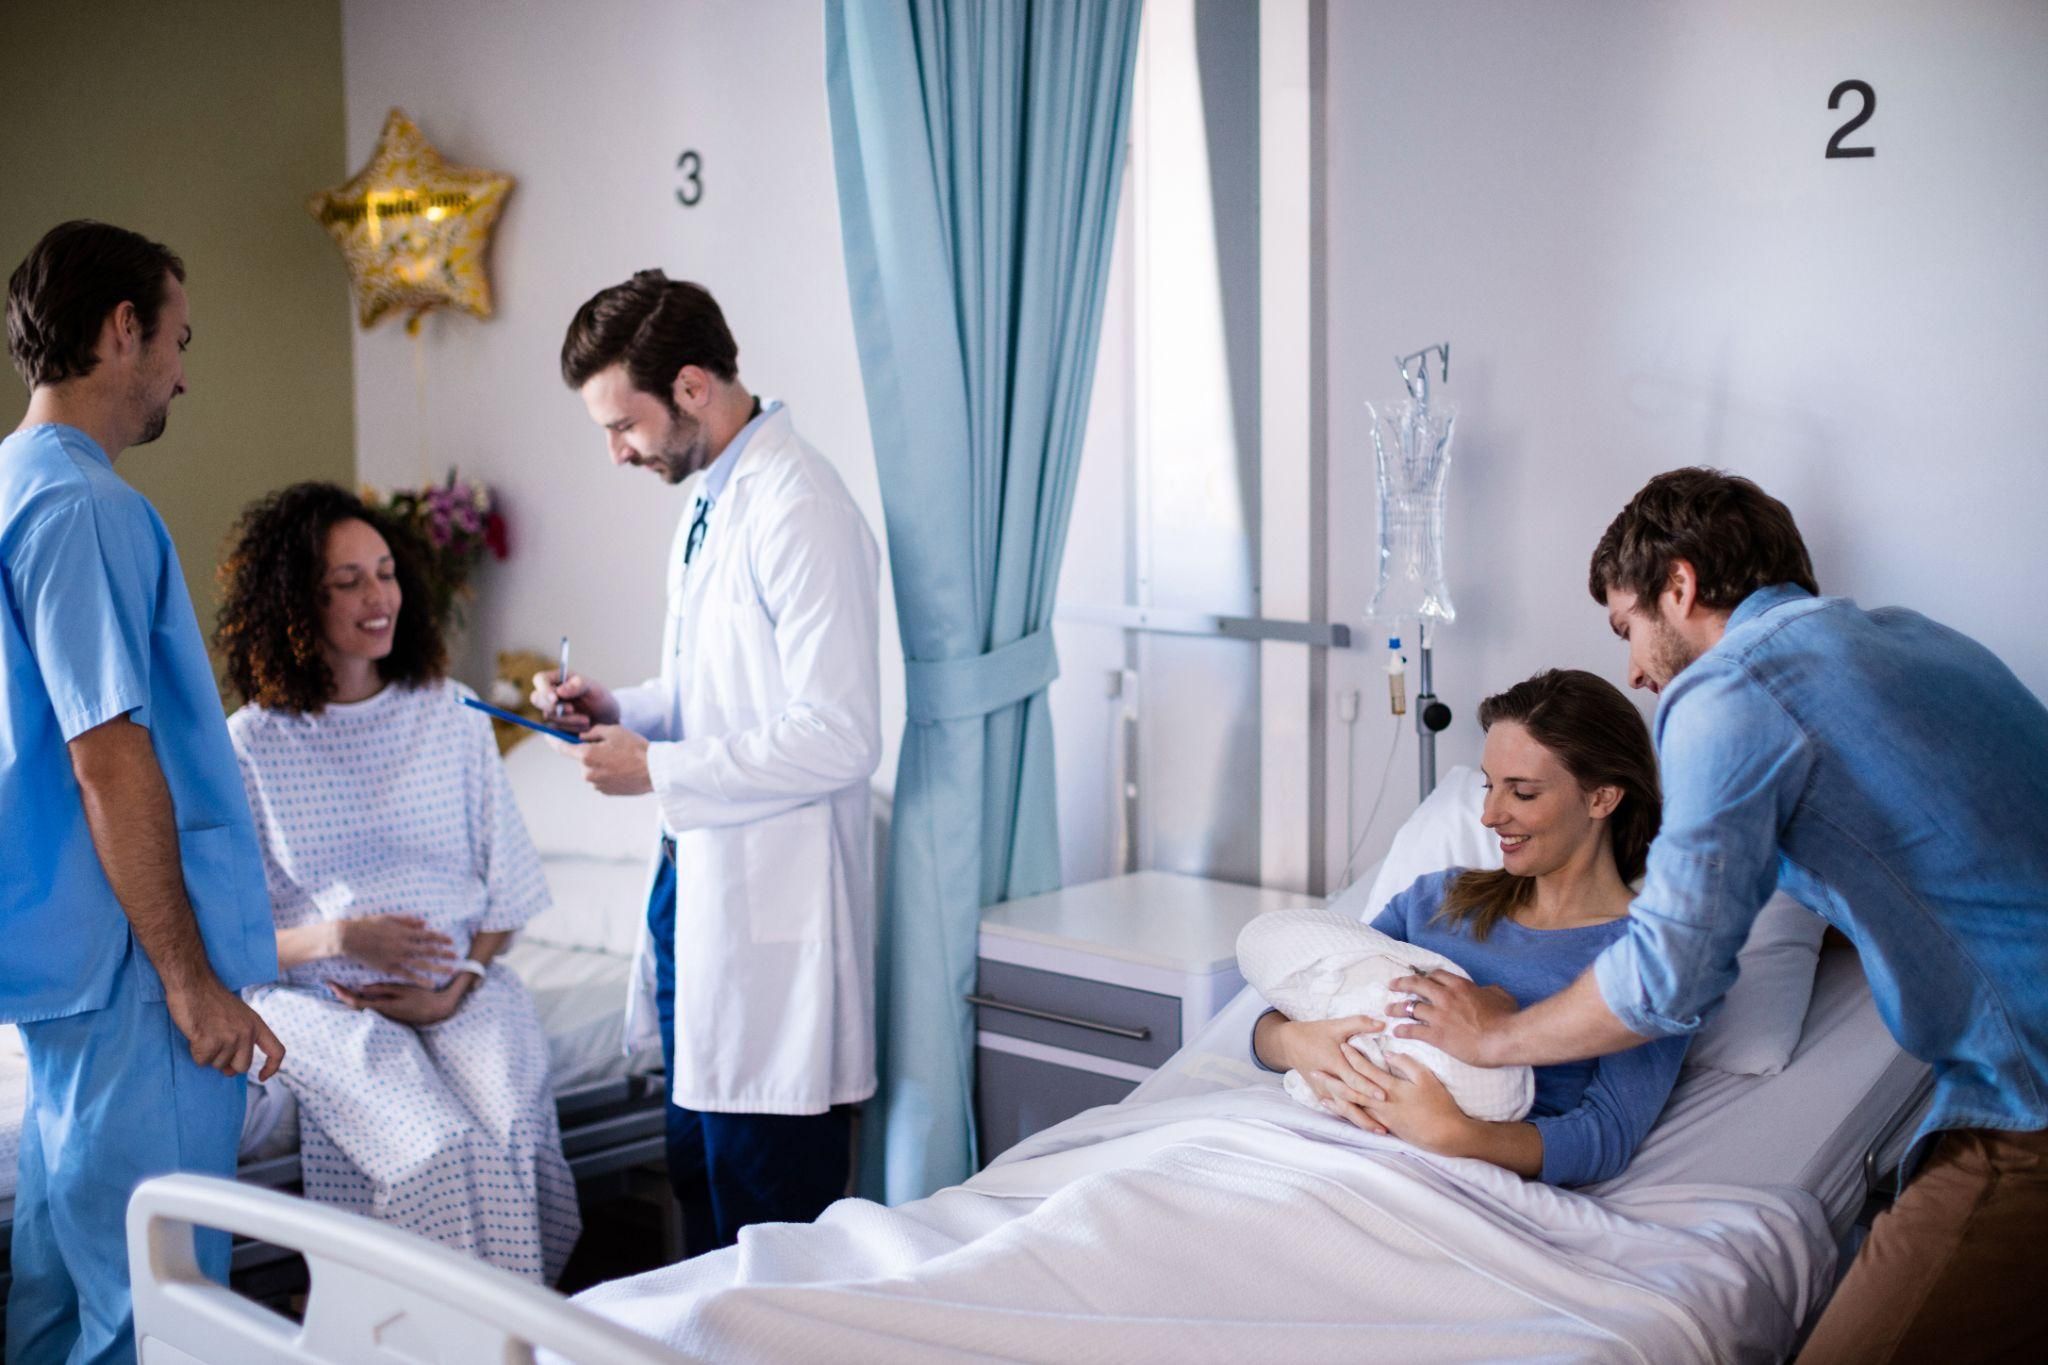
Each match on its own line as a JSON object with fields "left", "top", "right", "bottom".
{"left": 1588, "top": 467, "right": 1819, "bottom": 611}
{"left": 6, "top": 220, "right": 186, "bottom": 390}
{"left": 559, "top": 269, "right": 738, "bottom": 411}
{"left": 215, "top": 482, "right": 447, "bottom": 714}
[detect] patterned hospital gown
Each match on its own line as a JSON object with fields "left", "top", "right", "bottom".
{"left": 230, "top": 679, "right": 580, "bottom": 1282}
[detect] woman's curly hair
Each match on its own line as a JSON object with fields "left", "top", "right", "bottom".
{"left": 215, "top": 482, "right": 446, "bottom": 713}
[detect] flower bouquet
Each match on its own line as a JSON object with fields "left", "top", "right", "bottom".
{"left": 364, "top": 471, "right": 508, "bottom": 633}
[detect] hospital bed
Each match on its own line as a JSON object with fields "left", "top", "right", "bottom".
{"left": 0, "top": 942, "right": 665, "bottom": 1300}
{"left": 0, "top": 738, "right": 671, "bottom": 1323}
{"left": 120, "top": 894, "right": 1932, "bottom": 1363}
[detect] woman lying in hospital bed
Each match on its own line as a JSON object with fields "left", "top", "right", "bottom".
{"left": 552, "top": 669, "right": 1834, "bottom": 1362}
{"left": 213, "top": 483, "right": 580, "bottom": 1283}
{"left": 1245, "top": 667, "right": 1687, "bottom": 1187}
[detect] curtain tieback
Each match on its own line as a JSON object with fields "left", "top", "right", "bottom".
{"left": 904, "top": 627, "right": 1060, "bottom": 724}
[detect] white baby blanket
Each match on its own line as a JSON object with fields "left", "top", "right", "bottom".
{"left": 1237, "top": 908, "right": 1535, "bottom": 1122}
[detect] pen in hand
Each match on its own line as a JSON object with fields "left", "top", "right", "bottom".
{"left": 556, "top": 635, "right": 571, "bottom": 718}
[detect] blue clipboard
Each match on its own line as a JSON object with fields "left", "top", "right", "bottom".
{"left": 461, "top": 695, "right": 585, "bottom": 744}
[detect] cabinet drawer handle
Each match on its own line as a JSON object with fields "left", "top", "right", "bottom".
{"left": 965, "top": 993, "right": 1152, "bottom": 1042}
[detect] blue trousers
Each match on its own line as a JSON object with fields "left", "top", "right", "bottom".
{"left": 7, "top": 945, "right": 242, "bottom": 1365}
{"left": 647, "top": 849, "right": 852, "bottom": 1257}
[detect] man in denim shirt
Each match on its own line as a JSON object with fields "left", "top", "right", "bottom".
{"left": 1395, "top": 469, "right": 2045, "bottom": 1362}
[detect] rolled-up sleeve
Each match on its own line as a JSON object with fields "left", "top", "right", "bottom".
{"left": 1594, "top": 661, "right": 1811, "bottom": 1038}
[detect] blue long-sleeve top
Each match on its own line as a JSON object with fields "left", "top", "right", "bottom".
{"left": 1255, "top": 868, "right": 1689, "bottom": 1186}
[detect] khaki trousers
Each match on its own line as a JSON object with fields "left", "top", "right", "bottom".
{"left": 1798, "top": 1125, "right": 2048, "bottom": 1363}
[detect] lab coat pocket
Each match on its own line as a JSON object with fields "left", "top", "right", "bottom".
{"left": 741, "top": 802, "right": 833, "bottom": 944}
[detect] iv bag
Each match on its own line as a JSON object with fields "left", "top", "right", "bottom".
{"left": 1366, "top": 397, "right": 1456, "bottom": 627}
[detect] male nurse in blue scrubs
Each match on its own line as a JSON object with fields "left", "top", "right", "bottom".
{"left": 3, "top": 221, "right": 284, "bottom": 1364}
{"left": 1393, "top": 469, "right": 2046, "bottom": 1362}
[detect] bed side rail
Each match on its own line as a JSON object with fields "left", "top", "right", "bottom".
{"left": 128, "top": 1174, "right": 690, "bottom": 1365}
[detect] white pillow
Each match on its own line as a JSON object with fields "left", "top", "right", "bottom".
{"left": 521, "top": 857, "right": 653, "bottom": 958}
{"left": 1682, "top": 890, "right": 1825, "bottom": 1075}
{"left": 1330, "top": 764, "right": 1823, "bottom": 1076}
{"left": 1353, "top": 765, "right": 1495, "bottom": 923}
{"left": 500, "top": 732, "right": 661, "bottom": 863}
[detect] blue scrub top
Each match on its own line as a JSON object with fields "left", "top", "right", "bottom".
{"left": 0, "top": 423, "right": 276, "bottom": 1023}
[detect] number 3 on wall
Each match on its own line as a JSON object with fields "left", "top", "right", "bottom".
{"left": 676, "top": 150, "right": 704, "bottom": 206}
{"left": 1827, "top": 80, "right": 1875, "bottom": 159}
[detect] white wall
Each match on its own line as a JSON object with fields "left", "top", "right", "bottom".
{"left": 341, "top": 0, "right": 904, "bottom": 783}
{"left": 1046, "top": 181, "right": 1135, "bottom": 888}
{"left": 341, "top": 1, "right": 2048, "bottom": 894}
{"left": 1320, "top": 0, "right": 2048, "bottom": 885}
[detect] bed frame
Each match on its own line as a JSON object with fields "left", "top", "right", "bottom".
{"left": 128, "top": 1174, "right": 687, "bottom": 1365}
{"left": 0, "top": 1071, "right": 670, "bottom": 1340}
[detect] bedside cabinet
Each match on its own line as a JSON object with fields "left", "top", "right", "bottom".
{"left": 972, "top": 871, "right": 1310, "bottom": 1165}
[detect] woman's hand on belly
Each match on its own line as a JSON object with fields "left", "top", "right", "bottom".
{"left": 333, "top": 915, "right": 459, "bottom": 985}
{"left": 328, "top": 975, "right": 472, "bottom": 1027}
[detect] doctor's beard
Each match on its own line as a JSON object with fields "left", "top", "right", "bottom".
{"left": 634, "top": 419, "right": 710, "bottom": 485}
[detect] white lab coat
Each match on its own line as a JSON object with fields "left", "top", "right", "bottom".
{"left": 615, "top": 404, "right": 882, "bottom": 1114}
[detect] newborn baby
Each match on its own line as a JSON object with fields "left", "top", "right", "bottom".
{"left": 1238, "top": 908, "right": 1535, "bottom": 1122}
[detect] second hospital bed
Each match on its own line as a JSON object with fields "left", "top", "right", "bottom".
{"left": 123, "top": 898, "right": 1933, "bottom": 1364}
{"left": 0, "top": 736, "right": 674, "bottom": 1321}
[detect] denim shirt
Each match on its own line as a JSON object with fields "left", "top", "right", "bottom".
{"left": 1593, "top": 583, "right": 2048, "bottom": 1158}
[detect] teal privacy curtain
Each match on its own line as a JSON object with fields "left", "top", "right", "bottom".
{"left": 825, "top": 0, "right": 1142, "bottom": 1202}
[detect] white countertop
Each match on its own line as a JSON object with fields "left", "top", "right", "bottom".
{"left": 979, "top": 871, "right": 1317, "bottom": 975}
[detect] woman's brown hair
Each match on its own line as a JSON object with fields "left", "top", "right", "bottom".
{"left": 215, "top": 482, "right": 446, "bottom": 714}
{"left": 1434, "top": 669, "right": 1661, "bottom": 940}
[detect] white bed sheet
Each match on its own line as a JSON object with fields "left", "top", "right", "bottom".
{"left": 506, "top": 937, "right": 664, "bottom": 1094}
{"left": 573, "top": 1076, "right": 1835, "bottom": 1364}
{"left": 1583, "top": 941, "right": 1930, "bottom": 1235}
{"left": 567, "top": 945, "right": 1926, "bottom": 1364}
{"left": 0, "top": 938, "right": 657, "bottom": 1217}
{"left": 0, "top": 1026, "right": 22, "bottom": 1218}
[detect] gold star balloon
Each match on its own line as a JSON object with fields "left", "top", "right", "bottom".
{"left": 308, "top": 108, "right": 514, "bottom": 331}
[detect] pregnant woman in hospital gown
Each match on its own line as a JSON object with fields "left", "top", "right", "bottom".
{"left": 1254, "top": 669, "right": 1688, "bottom": 1186}
{"left": 214, "top": 482, "right": 580, "bottom": 1282}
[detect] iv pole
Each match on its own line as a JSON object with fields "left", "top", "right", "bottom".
{"left": 1395, "top": 345, "right": 1455, "bottom": 800}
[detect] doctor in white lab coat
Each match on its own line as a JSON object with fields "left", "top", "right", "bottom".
{"left": 535, "top": 269, "right": 881, "bottom": 1254}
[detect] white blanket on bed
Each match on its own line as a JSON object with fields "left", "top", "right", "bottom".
{"left": 1237, "top": 907, "right": 1537, "bottom": 1121}
{"left": 570, "top": 1087, "right": 1832, "bottom": 1364}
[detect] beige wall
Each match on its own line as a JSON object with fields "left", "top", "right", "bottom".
{"left": 1, "top": 0, "right": 355, "bottom": 654}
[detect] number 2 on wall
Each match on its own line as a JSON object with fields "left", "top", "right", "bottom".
{"left": 676, "top": 150, "right": 704, "bottom": 206}
{"left": 1826, "top": 80, "right": 1875, "bottom": 159}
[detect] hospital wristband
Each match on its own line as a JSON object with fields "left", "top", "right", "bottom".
{"left": 453, "top": 958, "right": 487, "bottom": 979}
